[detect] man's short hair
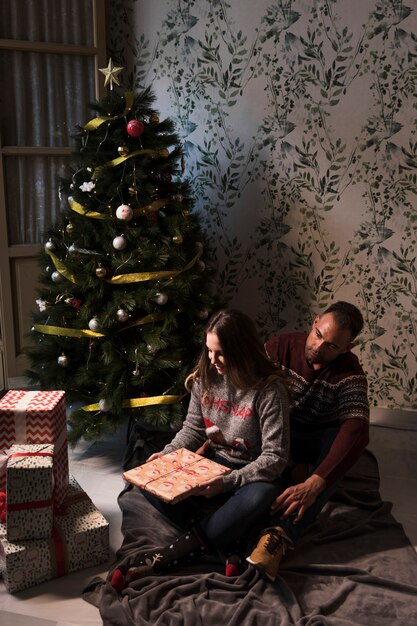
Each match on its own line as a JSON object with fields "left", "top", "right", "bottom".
{"left": 323, "top": 301, "right": 364, "bottom": 340}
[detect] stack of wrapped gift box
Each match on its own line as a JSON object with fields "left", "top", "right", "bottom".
{"left": 0, "top": 389, "right": 109, "bottom": 593}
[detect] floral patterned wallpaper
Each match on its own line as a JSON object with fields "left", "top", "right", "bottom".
{"left": 106, "top": 0, "right": 417, "bottom": 412}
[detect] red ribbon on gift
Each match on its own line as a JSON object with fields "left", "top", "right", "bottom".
{"left": 51, "top": 524, "right": 67, "bottom": 577}
{"left": 51, "top": 488, "right": 92, "bottom": 576}
{"left": 6, "top": 498, "right": 53, "bottom": 512}
{"left": 9, "top": 452, "right": 54, "bottom": 459}
{"left": 0, "top": 492, "right": 6, "bottom": 522}
{"left": 171, "top": 460, "right": 199, "bottom": 477}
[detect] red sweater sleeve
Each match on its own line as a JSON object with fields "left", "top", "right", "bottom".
{"left": 314, "top": 418, "right": 369, "bottom": 486}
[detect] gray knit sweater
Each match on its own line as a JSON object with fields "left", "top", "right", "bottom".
{"left": 163, "top": 377, "right": 289, "bottom": 491}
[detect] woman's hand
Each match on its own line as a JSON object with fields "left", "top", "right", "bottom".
{"left": 146, "top": 452, "right": 164, "bottom": 463}
{"left": 197, "top": 476, "right": 224, "bottom": 498}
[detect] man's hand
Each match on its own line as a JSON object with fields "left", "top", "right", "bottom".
{"left": 197, "top": 476, "right": 224, "bottom": 498}
{"left": 271, "top": 474, "right": 326, "bottom": 523}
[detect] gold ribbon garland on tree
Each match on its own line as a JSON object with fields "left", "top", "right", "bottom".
{"left": 92, "top": 147, "right": 166, "bottom": 179}
{"left": 32, "top": 324, "right": 104, "bottom": 338}
{"left": 44, "top": 244, "right": 203, "bottom": 286}
{"left": 83, "top": 91, "right": 135, "bottom": 131}
{"left": 81, "top": 393, "right": 187, "bottom": 412}
{"left": 68, "top": 197, "right": 169, "bottom": 220}
{"left": 45, "top": 249, "right": 76, "bottom": 283}
{"left": 33, "top": 311, "right": 174, "bottom": 339}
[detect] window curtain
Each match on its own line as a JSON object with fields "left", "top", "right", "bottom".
{"left": 0, "top": 0, "right": 96, "bottom": 244}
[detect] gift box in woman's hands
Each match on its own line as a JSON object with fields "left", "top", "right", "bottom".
{"left": 122, "top": 448, "right": 230, "bottom": 504}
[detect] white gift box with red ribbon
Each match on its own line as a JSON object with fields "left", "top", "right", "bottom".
{"left": 0, "top": 390, "right": 69, "bottom": 507}
{"left": 1, "top": 444, "right": 55, "bottom": 542}
{"left": 0, "top": 476, "right": 110, "bottom": 594}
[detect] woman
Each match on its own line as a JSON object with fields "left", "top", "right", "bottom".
{"left": 112, "top": 308, "right": 289, "bottom": 590}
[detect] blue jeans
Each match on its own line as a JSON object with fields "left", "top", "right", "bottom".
{"left": 267, "top": 424, "right": 341, "bottom": 544}
{"left": 142, "top": 454, "right": 280, "bottom": 549}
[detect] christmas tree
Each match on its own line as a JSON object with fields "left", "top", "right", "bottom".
{"left": 26, "top": 61, "right": 220, "bottom": 444}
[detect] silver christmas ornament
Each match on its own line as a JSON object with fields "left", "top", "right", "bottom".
{"left": 45, "top": 239, "right": 55, "bottom": 251}
{"left": 51, "top": 271, "right": 63, "bottom": 283}
{"left": 57, "top": 353, "right": 69, "bottom": 367}
{"left": 116, "top": 308, "right": 129, "bottom": 322}
{"left": 98, "top": 398, "right": 110, "bottom": 412}
{"left": 132, "top": 369, "right": 141, "bottom": 377}
{"left": 112, "top": 235, "right": 127, "bottom": 250}
{"left": 88, "top": 317, "right": 100, "bottom": 331}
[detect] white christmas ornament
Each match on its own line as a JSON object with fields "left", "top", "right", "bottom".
{"left": 116, "top": 204, "right": 133, "bottom": 221}
{"left": 51, "top": 271, "right": 63, "bottom": 283}
{"left": 154, "top": 292, "right": 168, "bottom": 305}
{"left": 88, "top": 317, "right": 100, "bottom": 331}
{"left": 113, "top": 235, "right": 127, "bottom": 250}
{"left": 116, "top": 308, "right": 129, "bottom": 322}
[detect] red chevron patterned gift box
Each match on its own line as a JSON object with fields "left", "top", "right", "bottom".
{"left": 0, "top": 390, "right": 68, "bottom": 507}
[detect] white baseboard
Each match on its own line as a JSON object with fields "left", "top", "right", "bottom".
{"left": 370, "top": 406, "right": 417, "bottom": 430}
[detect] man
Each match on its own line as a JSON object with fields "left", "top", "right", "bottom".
{"left": 246, "top": 301, "right": 369, "bottom": 580}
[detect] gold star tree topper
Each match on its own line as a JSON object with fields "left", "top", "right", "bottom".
{"left": 99, "top": 59, "right": 124, "bottom": 90}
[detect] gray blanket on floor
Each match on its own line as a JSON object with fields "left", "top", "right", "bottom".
{"left": 83, "top": 450, "right": 417, "bottom": 625}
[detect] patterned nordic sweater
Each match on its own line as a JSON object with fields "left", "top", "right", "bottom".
{"left": 265, "top": 332, "right": 369, "bottom": 425}
{"left": 163, "top": 376, "right": 289, "bottom": 492}
{"left": 265, "top": 332, "right": 370, "bottom": 485}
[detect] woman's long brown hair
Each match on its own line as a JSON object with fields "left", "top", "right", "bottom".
{"left": 186, "top": 309, "right": 287, "bottom": 392}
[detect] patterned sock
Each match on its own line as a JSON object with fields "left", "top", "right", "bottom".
{"left": 111, "top": 526, "right": 209, "bottom": 591}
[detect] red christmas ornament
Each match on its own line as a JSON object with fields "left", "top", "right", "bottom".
{"left": 126, "top": 120, "right": 144, "bottom": 138}
{"left": 147, "top": 212, "right": 158, "bottom": 223}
